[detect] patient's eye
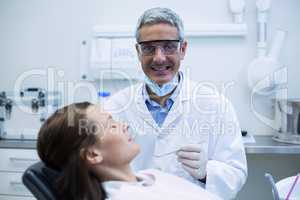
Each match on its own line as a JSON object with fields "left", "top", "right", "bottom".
{"left": 107, "top": 118, "right": 118, "bottom": 129}
{"left": 111, "top": 124, "right": 117, "bottom": 129}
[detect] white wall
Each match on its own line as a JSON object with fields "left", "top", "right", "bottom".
{"left": 1, "top": 0, "right": 299, "bottom": 135}
{"left": 271, "top": 0, "right": 300, "bottom": 99}
{"left": 1, "top": 0, "right": 300, "bottom": 199}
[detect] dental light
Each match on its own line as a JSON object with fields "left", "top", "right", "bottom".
{"left": 247, "top": 0, "right": 287, "bottom": 95}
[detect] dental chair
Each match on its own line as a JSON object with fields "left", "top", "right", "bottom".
{"left": 22, "top": 162, "right": 59, "bottom": 200}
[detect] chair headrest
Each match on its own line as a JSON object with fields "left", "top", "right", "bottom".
{"left": 22, "top": 162, "right": 60, "bottom": 200}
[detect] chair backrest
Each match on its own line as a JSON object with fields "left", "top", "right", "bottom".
{"left": 22, "top": 161, "right": 60, "bottom": 200}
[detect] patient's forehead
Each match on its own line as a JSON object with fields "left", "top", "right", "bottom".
{"left": 86, "top": 105, "right": 111, "bottom": 123}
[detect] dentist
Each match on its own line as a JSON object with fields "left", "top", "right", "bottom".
{"left": 104, "top": 7, "right": 247, "bottom": 200}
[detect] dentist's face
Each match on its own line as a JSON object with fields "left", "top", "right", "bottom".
{"left": 136, "top": 23, "right": 187, "bottom": 85}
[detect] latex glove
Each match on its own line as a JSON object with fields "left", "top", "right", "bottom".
{"left": 176, "top": 144, "right": 207, "bottom": 180}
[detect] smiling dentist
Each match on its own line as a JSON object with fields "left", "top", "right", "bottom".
{"left": 104, "top": 7, "right": 247, "bottom": 200}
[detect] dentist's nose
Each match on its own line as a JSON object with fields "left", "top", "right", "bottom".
{"left": 153, "top": 47, "right": 166, "bottom": 64}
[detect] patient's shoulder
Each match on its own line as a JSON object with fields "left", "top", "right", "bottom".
{"left": 138, "top": 168, "right": 196, "bottom": 187}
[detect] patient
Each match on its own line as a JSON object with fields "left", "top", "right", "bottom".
{"left": 37, "top": 102, "right": 220, "bottom": 200}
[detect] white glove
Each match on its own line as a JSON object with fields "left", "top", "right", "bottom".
{"left": 176, "top": 144, "right": 207, "bottom": 180}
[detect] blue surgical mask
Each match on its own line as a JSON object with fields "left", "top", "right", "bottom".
{"left": 144, "top": 74, "right": 179, "bottom": 97}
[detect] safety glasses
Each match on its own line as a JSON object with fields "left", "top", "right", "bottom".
{"left": 137, "top": 39, "right": 181, "bottom": 56}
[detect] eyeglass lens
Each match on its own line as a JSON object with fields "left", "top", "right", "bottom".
{"left": 139, "top": 40, "right": 180, "bottom": 56}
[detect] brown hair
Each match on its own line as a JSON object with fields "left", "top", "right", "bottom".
{"left": 37, "top": 102, "right": 107, "bottom": 200}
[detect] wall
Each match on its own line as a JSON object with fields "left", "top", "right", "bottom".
{"left": 1, "top": 0, "right": 299, "bottom": 135}
{"left": 0, "top": 0, "right": 299, "bottom": 199}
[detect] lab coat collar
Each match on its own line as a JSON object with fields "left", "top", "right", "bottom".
{"left": 136, "top": 70, "right": 191, "bottom": 104}
{"left": 135, "top": 70, "right": 191, "bottom": 132}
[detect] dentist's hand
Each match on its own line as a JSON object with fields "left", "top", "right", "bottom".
{"left": 176, "top": 144, "right": 207, "bottom": 180}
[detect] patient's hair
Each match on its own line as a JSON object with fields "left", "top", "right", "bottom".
{"left": 37, "top": 102, "right": 107, "bottom": 200}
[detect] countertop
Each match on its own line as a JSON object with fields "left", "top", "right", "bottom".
{"left": 245, "top": 135, "right": 300, "bottom": 154}
{"left": 0, "top": 139, "right": 37, "bottom": 149}
{"left": 0, "top": 136, "right": 300, "bottom": 154}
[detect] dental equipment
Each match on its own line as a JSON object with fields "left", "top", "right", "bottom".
{"left": 228, "top": 0, "right": 246, "bottom": 23}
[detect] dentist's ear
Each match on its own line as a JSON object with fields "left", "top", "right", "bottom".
{"left": 180, "top": 41, "right": 187, "bottom": 60}
{"left": 81, "top": 147, "right": 103, "bottom": 165}
{"left": 136, "top": 44, "right": 142, "bottom": 61}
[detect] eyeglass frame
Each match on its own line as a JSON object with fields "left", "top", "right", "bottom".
{"left": 136, "top": 39, "right": 183, "bottom": 56}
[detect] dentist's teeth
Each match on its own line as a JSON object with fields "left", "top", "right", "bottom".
{"left": 151, "top": 66, "right": 168, "bottom": 71}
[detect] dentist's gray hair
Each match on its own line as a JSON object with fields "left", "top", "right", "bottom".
{"left": 135, "top": 7, "right": 185, "bottom": 42}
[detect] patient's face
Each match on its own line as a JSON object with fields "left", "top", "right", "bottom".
{"left": 86, "top": 105, "right": 140, "bottom": 166}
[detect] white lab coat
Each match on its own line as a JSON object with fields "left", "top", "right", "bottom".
{"left": 104, "top": 77, "right": 247, "bottom": 200}
{"left": 104, "top": 169, "right": 221, "bottom": 200}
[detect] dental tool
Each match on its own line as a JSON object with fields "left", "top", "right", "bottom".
{"left": 265, "top": 173, "right": 280, "bottom": 200}
{"left": 153, "top": 149, "right": 180, "bottom": 158}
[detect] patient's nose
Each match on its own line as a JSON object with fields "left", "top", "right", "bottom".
{"left": 122, "top": 123, "right": 129, "bottom": 132}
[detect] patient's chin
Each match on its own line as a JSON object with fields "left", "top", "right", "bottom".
{"left": 134, "top": 144, "right": 141, "bottom": 156}
{"left": 128, "top": 143, "right": 141, "bottom": 162}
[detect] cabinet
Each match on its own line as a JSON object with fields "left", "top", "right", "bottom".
{"left": 0, "top": 148, "right": 39, "bottom": 200}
